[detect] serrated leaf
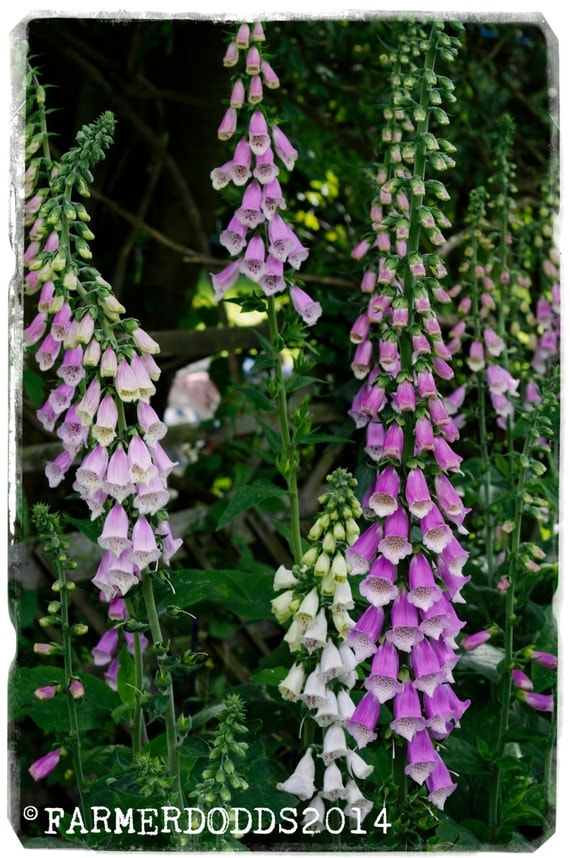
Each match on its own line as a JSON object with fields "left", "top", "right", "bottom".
{"left": 216, "top": 479, "right": 288, "bottom": 529}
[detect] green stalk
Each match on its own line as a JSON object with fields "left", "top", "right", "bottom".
{"left": 266, "top": 294, "right": 303, "bottom": 565}
{"left": 58, "top": 567, "right": 91, "bottom": 828}
{"left": 141, "top": 568, "right": 184, "bottom": 808}
{"left": 488, "top": 429, "right": 532, "bottom": 839}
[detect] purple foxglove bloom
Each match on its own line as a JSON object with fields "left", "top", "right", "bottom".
{"left": 428, "top": 397, "right": 451, "bottom": 427}
{"left": 261, "top": 178, "right": 286, "bottom": 219}
{"left": 290, "top": 285, "right": 321, "bottom": 326}
{"left": 74, "top": 313, "right": 95, "bottom": 346}
{"left": 419, "top": 594, "right": 453, "bottom": 640}
{"left": 267, "top": 212, "right": 296, "bottom": 260}
{"left": 440, "top": 535, "right": 469, "bottom": 577}
{"left": 350, "top": 312, "right": 372, "bottom": 344}
{"left": 378, "top": 506, "right": 413, "bottom": 564}
{"left": 69, "top": 679, "right": 85, "bottom": 700}
{"left": 378, "top": 337, "right": 400, "bottom": 372}
{"left": 104, "top": 656, "right": 119, "bottom": 690}
{"left": 133, "top": 475, "right": 170, "bottom": 516}
{"left": 408, "top": 552, "right": 442, "bottom": 611}
{"left": 359, "top": 555, "right": 398, "bottom": 607}
{"left": 236, "top": 181, "right": 266, "bottom": 229}
{"left": 272, "top": 125, "right": 298, "bottom": 170}
{"left": 414, "top": 415, "right": 435, "bottom": 452}
{"left": 92, "top": 393, "right": 119, "bottom": 447}
{"left": 129, "top": 515, "right": 162, "bottom": 570}
{"left": 433, "top": 357, "right": 454, "bottom": 381}
{"left": 320, "top": 725, "right": 348, "bottom": 765}
{"left": 37, "top": 279, "right": 55, "bottom": 311}
{"left": 394, "top": 378, "right": 416, "bottom": 412}
{"left": 240, "top": 235, "right": 266, "bottom": 282}
{"left": 245, "top": 45, "right": 261, "bottom": 74}
{"left": 484, "top": 326, "right": 505, "bottom": 357}
{"left": 369, "top": 465, "right": 400, "bottom": 517}
{"left": 47, "top": 385, "right": 75, "bottom": 420}
{"left": 92, "top": 627, "right": 119, "bottom": 666}
{"left": 351, "top": 338, "right": 373, "bottom": 380}
{"left": 386, "top": 588, "right": 423, "bottom": 652}
{"left": 24, "top": 311, "right": 47, "bottom": 346}
{"left": 512, "top": 668, "right": 533, "bottom": 691}
{"left": 261, "top": 60, "right": 280, "bottom": 89}
{"left": 412, "top": 331, "right": 431, "bottom": 358}
{"left": 431, "top": 638, "right": 462, "bottom": 681}
{"left": 360, "top": 269, "right": 377, "bottom": 294}
{"left": 36, "top": 399, "right": 58, "bottom": 432}
{"left": 104, "top": 444, "right": 135, "bottom": 503}
{"left": 345, "top": 691, "right": 380, "bottom": 749}
{"left": 222, "top": 40, "right": 239, "bottom": 66}
{"left": 486, "top": 364, "right": 520, "bottom": 396}
{"left": 352, "top": 239, "right": 371, "bottom": 261}
{"left": 217, "top": 107, "right": 237, "bottom": 141}
{"left": 277, "top": 748, "right": 315, "bottom": 801}
{"left": 228, "top": 137, "right": 254, "bottom": 186}
{"left": 288, "top": 234, "right": 310, "bottom": 270}
{"left": 405, "top": 729, "right": 439, "bottom": 785}
{"left": 130, "top": 353, "right": 156, "bottom": 401}
{"left": 434, "top": 474, "right": 468, "bottom": 523}
{"left": 105, "top": 549, "right": 139, "bottom": 596}
{"left": 155, "top": 519, "right": 183, "bottom": 565}
{"left": 364, "top": 640, "right": 403, "bottom": 703}
{"left": 467, "top": 340, "right": 485, "bottom": 372}
{"left": 411, "top": 638, "right": 445, "bottom": 697}
{"left": 346, "top": 523, "right": 381, "bottom": 575}
{"left": 248, "top": 109, "right": 270, "bottom": 155}
{"left": 390, "top": 679, "right": 426, "bottom": 741}
{"left": 420, "top": 505, "right": 453, "bottom": 553}
{"left": 57, "top": 404, "right": 89, "bottom": 455}
{"left": 83, "top": 337, "right": 102, "bottom": 367}
{"left": 136, "top": 401, "right": 167, "bottom": 448}
{"left": 521, "top": 691, "right": 554, "bottom": 713}
{"left": 347, "top": 605, "right": 384, "bottom": 662}
{"left": 35, "top": 333, "right": 62, "bottom": 371}
{"left": 100, "top": 346, "right": 118, "bottom": 378}
{"left": 114, "top": 357, "right": 139, "bottom": 403}
{"left": 45, "top": 450, "right": 73, "bottom": 488}
{"left": 416, "top": 367, "right": 438, "bottom": 399}
{"left": 359, "top": 378, "right": 388, "bottom": 420}
{"left": 98, "top": 503, "right": 132, "bottom": 557}
{"left": 405, "top": 468, "right": 433, "bottom": 519}
{"left": 229, "top": 78, "right": 245, "bottom": 108}
{"left": 433, "top": 435, "right": 463, "bottom": 472}
{"left": 530, "top": 650, "right": 557, "bottom": 669}
{"left": 247, "top": 73, "right": 263, "bottom": 104}
{"left": 426, "top": 753, "right": 457, "bottom": 810}
{"left": 259, "top": 254, "right": 286, "bottom": 295}
{"left": 210, "top": 160, "right": 239, "bottom": 190}
{"left": 414, "top": 287, "right": 431, "bottom": 313}
{"left": 253, "top": 147, "right": 279, "bottom": 184}
{"left": 34, "top": 684, "right": 59, "bottom": 700}
{"left": 107, "top": 595, "right": 127, "bottom": 621}
{"left": 364, "top": 421, "right": 384, "bottom": 461}
{"left": 220, "top": 217, "right": 248, "bottom": 258}
{"left": 382, "top": 422, "right": 404, "bottom": 460}
{"left": 461, "top": 629, "right": 491, "bottom": 651}
{"left": 151, "top": 441, "right": 178, "bottom": 478}
{"left": 28, "top": 748, "right": 63, "bottom": 782}
{"left": 76, "top": 444, "right": 109, "bottom": 496}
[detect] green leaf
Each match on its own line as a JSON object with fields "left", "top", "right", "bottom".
{"left": 255, "top": 417, "right": 284, "bottom": 455}
{"left": 10, "top": 666, "right": 118, "bottom": 732}
{"left": 284, "top": 374, "right": 323, "bottom": 394}
{"left": 234, "top": 384, "right": 274, "bottom": 412}
{"left": 441, "top": 736, "right": 489, "bottom": 775}
{"left": 64, "top": 515, "right": 101, "bottom": 544}
{"left": 155, "top": 568, "right": 276, "bottom": 622}
{"left": 457, "top": 642, "right": 504, "bottom": 682}
{"left": 215, "top": 480, "right": 288, "bottom": 529}
{"left": 116, "top": 645, "right": 136, "bottom": 708}
{"left": 250, "top": 666, "right": 288, "bottom": 687}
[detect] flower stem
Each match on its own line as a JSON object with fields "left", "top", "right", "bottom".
{"left": 140, "top": 568, "right": 184, "bottom": 808}
{"left": 266, "top": 294, "right": 303, "bottom": 565}
{"left": 488, "top": 429, "right": 532, "bottom": 839}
